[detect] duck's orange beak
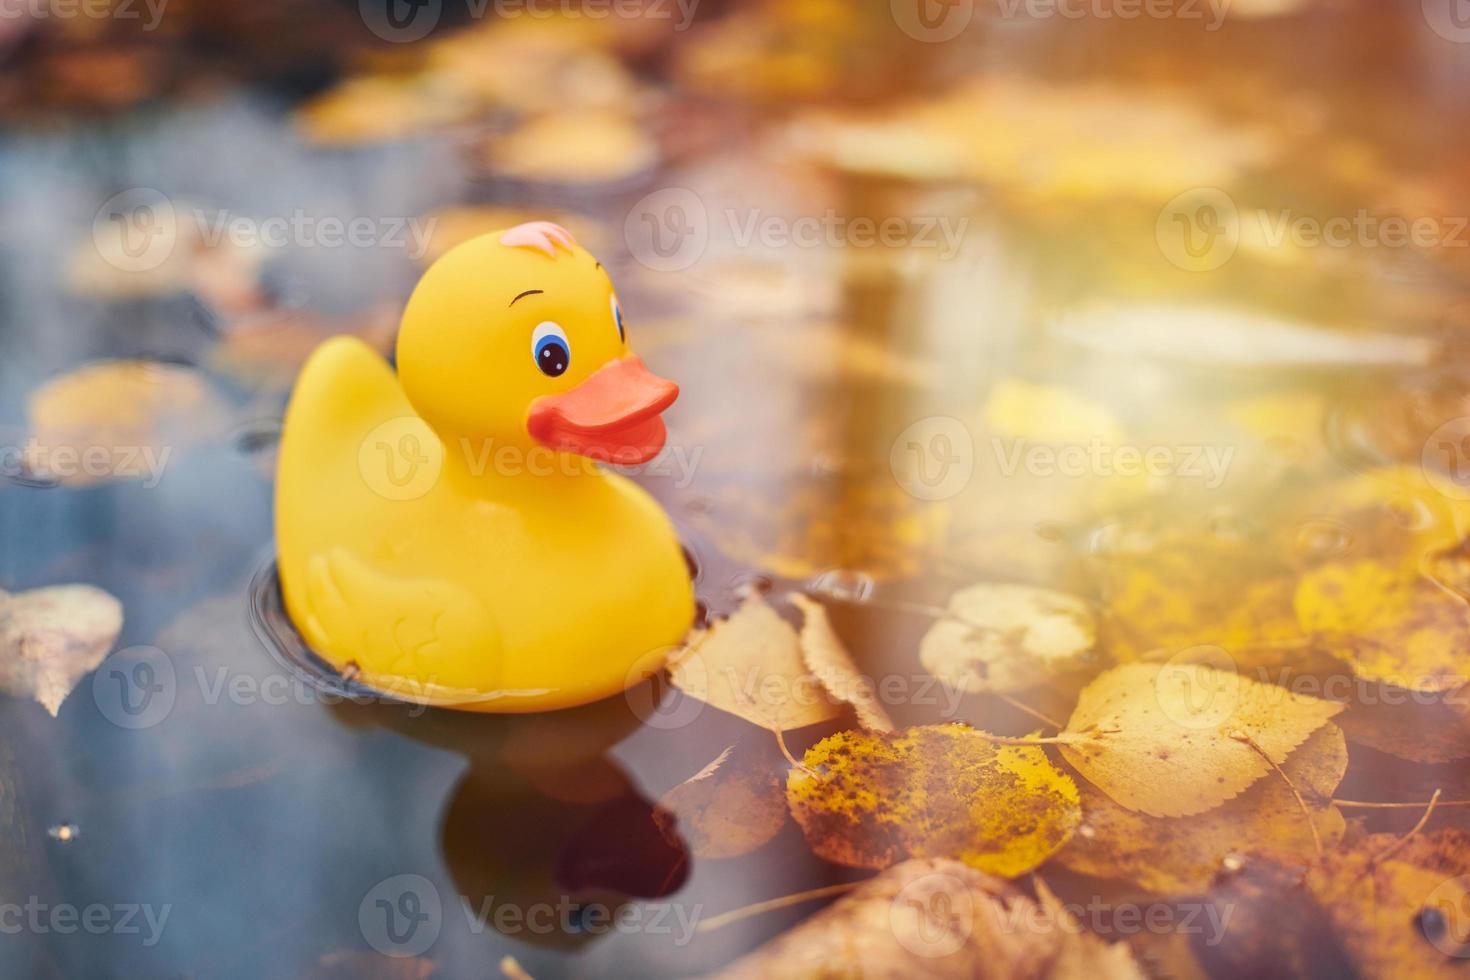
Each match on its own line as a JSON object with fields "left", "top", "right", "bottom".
{"left": 527, "top": 356, "right": 678, "bottom": 465}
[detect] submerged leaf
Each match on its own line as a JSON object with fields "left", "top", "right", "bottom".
{"left": 1295, "top": 559, "right": 1470, "bottom": 693}
{"left": 0, "top": 585, "right": 123, "bottom": 716}
{"left": 790, "top": 593, "right": 894, "bottom": 731}
{"left": 713, "top": 858, "right": 1143, "bottom": 980}
{"left": 1059, "top": 663, "right": 1343, "bottom": 817}
{"left": 667, "top": 594, "right": 841, "bottom": 733}
{"left": 787, "top": 726, "right": 1080, "bottom": 877}
{"left": 1306, "top": 829, "right": 1470, "bottom": 978}
{"left": 919, "top": 583, "right": 1097, "bottom": 695}
{"left": 1056, "top": 724, "right": 1348, "bottom": 893}
{"left": 655, "top": 743, "right": 787, "bottom": 860}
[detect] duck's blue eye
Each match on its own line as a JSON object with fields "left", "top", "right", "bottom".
{"left": 611, "top": 295, "right": 625, "bottom": 343}
{"left": 531, "top": 322, "right": 570, "bottom": 377}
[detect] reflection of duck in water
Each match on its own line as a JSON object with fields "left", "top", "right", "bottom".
{"left": 327, "top": 690, "right": 690, "bottom": 954}
{"left": 276, "top": 222, "right": 693, "bottom": 711}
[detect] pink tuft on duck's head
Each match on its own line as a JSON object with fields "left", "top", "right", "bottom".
{"left": 499, "top": 221, "right": 578, "bottom": 258}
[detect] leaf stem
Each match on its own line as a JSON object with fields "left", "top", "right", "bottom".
{"left": 1333, "top": 797, "right": 1470, "bottom": 809}
{"left": 1230, "top": 730, "right": 1321, "bottom": 859}
{"left": 696, "top": 882, "right": 863, "bottom": 933}
{"left": 1373, "top": 789, "right": 1442, "bottom": 866}
{"left": 994, "top": 693, "right": 1064, "bottom": 731}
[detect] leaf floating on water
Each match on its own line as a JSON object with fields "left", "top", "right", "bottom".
{"left": 1051, "top": 304, "right": 1435, "bottom": 368}
{"left": 982, "top": 378, "right": 1124, "bottom": 445}
{"left": 711, "top": 858, "right": 1143, "bottom": 980}
{"left": 25, "top": 360, "right": 231, "bottom": 487}
{"left": 1056, "top": 724, "right": 1348, "bottom": 894}
{"left": 1295, "top": 559, "right": 1470, "bottom": 693}
{"left": 1058, "top": 663, "right": 1342, "bottom": 818}
{"left": 786, "top": 726, "right": 1080, "bottom": 878}
{"left": 789, "top": 593, "right": 894, "bottom": 732}
{"left": 307, "top": 951, "right": 437, "bottom": 980}
{"left": 1306, "top": 829, "right": 1470, "bottom": 977}
{"left": 666, "top": 594, "right": 841, "bottom": 733}
{"left": 918, "top": 583, "right": 1097, "bottom": 695}
{"left": 1337, "top": 688, "right": 1470, "bottom": 764}
{"left": 655, "top": 743, "right": 788, "bottom": 860}
{"left": 0, "top": 585, "right": 122, "bottom": 716}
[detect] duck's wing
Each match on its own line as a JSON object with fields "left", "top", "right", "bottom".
{"left": 275, "top": 336, "right": 435, "bottom": 603}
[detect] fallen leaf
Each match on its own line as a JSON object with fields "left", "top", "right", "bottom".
{"left": 918, "top": 583, "right": 1097, "bottom": 695}
{"left": 654, "top": 743, "right": 788, "bottom": 859}
{"left": 482, "top": 108, "right": 657, "bottom": 185}
{"left": 787, "top": 725, "right": 1080, "bottom": 877}
{"left": 25, "top": 360, "right": 231, "bottom": 486}
{"left": 307, "top": 951, "right": 436, "bottom": 979}
{"left": 712, "top": 858, "right": 1143, "bottom": 979}
{"left": 982, "top": 379, "right": 1124, "bottom": 445}
{"left": 790, "top": 593, "right": 894, "bottom": 731}
{"left": 0, "top": 585, "right": 123, "bottom": 716}
{"left": 1058, "top": 662, "right": 1343, "bottom": 817}
{"left": 1337, "top": 689, "right": 1470, "bottom": 763}
{"left": 1295, "top": 559, "right": 1470, "bottom": 693}
{"left": 1306, "top": 829, "right": 1470, "bottom": 977}
{"left": 666, "top": 594, "right": 841, "bottom": 733}
{"left": 1056, "top": 724, "right": 1348, "bottom": 893}
{"left": 416, "top": 207, "right": 609, "bottom": 265}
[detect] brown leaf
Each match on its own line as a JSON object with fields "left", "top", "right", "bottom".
{"left": 790, "top": 593, "right": 894, "bottom": 732}
{"left": 711, "top": 858, "right": 1143, "bottom": 980}
{"left": 654, "top": 743, "right": 787, "bottom": 860}
{"left": 0, "top": 585, "right": 122, "bottom": 716}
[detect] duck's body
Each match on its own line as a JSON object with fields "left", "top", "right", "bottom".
{"left": 275, "top": 223, "right": 694, "bottom": 712}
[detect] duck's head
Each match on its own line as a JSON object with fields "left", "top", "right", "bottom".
{"left": 396, "top": 221, "right": 676, "bottom": 466}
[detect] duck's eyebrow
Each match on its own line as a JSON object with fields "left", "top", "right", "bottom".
{"left": 509, "top": 289, "right": 544, "bottom": 307}
{"left": 595, "top": 261, "right": 602, "bottom": 270}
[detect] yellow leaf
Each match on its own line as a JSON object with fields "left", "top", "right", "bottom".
{"left": 982, "top": 379, "right": 1124, "bottom": 446}
{"left": 1307, "top": 830, "right": 1470, "bottom": 978}
{"left": 1056, "top": 724, "right": 1348, "bottom": 893}
{"left": 0, "top": 585, "right": 123, "bottom": 716}
{"left": 655, "top": 743, "right": 788, "bottom": 860}
{"left": 786, "top": 725, "right": 1080, "bottom": 877}
{"left": 25, "top": 360, "right": 230, "bottom": 487}
{"left": 1059, "top": 663, "right": 1343, "bottom": 817}
{"left": 919, "top": 583, "right": 1097, "bottom": 695}
{"left": 667, "top": 594, "right": 841, "bottom": 732}
{"left": 1295, "top": 559, "right": 1470, "bottom": 693}
{"left": 789, "top": 593, "right": 893, "bottom": 732}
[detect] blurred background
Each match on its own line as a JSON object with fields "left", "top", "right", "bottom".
{"left": 3, "top": 0, "right": 1470, "bottom": 977}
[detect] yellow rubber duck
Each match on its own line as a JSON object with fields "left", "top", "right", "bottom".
{"left": 275, "top": 221, "right": 694, "bottom": 712}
